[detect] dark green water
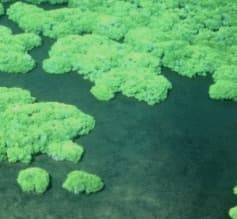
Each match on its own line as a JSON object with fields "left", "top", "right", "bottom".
{"left": 1, "top": 5, "right": 237, "bottom": 219}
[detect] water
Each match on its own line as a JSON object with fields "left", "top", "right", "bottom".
{"left": 1, "top": 4, "right": 237, "bottom": 219}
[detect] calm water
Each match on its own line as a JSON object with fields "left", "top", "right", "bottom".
{"left": 1, "top": 4, "right": 237, "bottom": 219}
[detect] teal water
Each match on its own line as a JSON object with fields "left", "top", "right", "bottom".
{"left": 1, "top": 5, "right": 237, "bottom": 219}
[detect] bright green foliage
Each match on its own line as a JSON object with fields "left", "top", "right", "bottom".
{"left": 43, "top": 34, "right": 121, "bottom": 79}
{"left": 90, "top": 84, "right": 115, "bottom": 101}
{"left": 209, "top": 81, "right": 237, "bottom": 101}
{"left": 46, "top": 141, "right": 84, "bottom": 163}
{"left": 209, "top": 65, "right": 237, "bottom": 101}
{"left": 44, "top": 8, "right": 95, "bottom": 38}
{"left": 6, "top": 0, "right": 237, "bottom": 103}
{"left": 0, "top": 87, "right": 95, "bottom": 163}
{"left": 43, "top": 34, "right": 169, "bottom": 105}
{"left": 44, "top": 34, "right": 170, "bottom": 105}
{"left": 233, "top": 185, "right": 237, "bottom": 196}
{"left": 17, "top": 167, "right": 50, "bottom": 194}
{"left": 162, "top": 44, "right": 221, "bottom": 78}
{"left": 68, "top": 0, "right": 105, "bottom": 10}
{"left": 68, "top": 0, "right": 150, "bottom": 28}
{"left": 0, "top": 25, "right": 41, "bottom": 73}
{"left": 124, "top": 27, "right": 164, "bottom": 56}
{"left": 1, "top": 0, "right": 67, "bottom": 4}
{"left": 212, "top": 65, "right": 237, "bottom": 83}
{"left": 62, "top": 170, "right": 104, "bottom": 194}
{"left": 7, "top": 2, "right": 95, "bottom": 38}
{"left": 72, "top": 43, "right": 122, "bottom": 80}
{"left": 120, "top": 72, "right": 172, "bottom": 106}
{"left": 7, "top": 146, "right": 32, "bottom": 164}
{"left": 6, "top": 1, "right": 146, "bottom": 41}
{"left": 0, "top": 87, "right": 35, "bottom": 161}
{"left": 91, "top": 68, "right": 171, "bottom": 105}
{"left": 7, "top": 2, "right": 129, "bottom": 40}
{"left": 0, "top": 87, "right": 102, "bottom": 194}
{"left": 0, "top": 87, "right": 35, "bottom": 112}
{"left": 6, "top": 3, "right": 46, "bottom": 33}
{"left": 93, "top": 14, "right": 128, "bottom": 41}
{"left": 120, "top": 51, "right": 161, "bottom": 72}
{"left": 229, "top": 206, "right": 237, "bottom": 219}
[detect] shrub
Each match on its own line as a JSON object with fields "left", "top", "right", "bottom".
{"left": 62, "top": 170, "right": 104, "bottom": 194}
{"left": 212, "top": 65, "right": 237, "bottom": 82}
{"left": 0, "top": 88, "right": 95, "bottom": 163}
{"left": 7, "top": 146, "right": 32, "bottom": 164}
{"left": 0, "top": 87, "right": 35, "bottom": 112}
{"left": 1, "top": 0, "right": 67, "bottom": 4}
{"left": 120, "top": 70, "right": 172, "bottom": 105}
{"left": 229, "top": 206, "right": 237, "bottom": 219}
{"left": 46, "top": 141, "right": 84, "bottom": 163}
{"left": 209, "top": 81, "right": 237, "bottom": 101}
{"left": 0, "top": 25, "right": 41, "bottom": 73}
{"left": 17, "top": 167, "right": 50, "bottom": 194}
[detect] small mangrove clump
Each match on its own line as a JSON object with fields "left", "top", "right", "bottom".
{"left": 62, "top": 170, "right": 104, "bottom": 194}
{"left": 0, "top": 25, "right": 41, "bottom": 73}
{"left": 230, "top": 207, "right": 237, "bottom": 219}
{"left": 17, "top": 167, "right": 50, "bottom": 194}
{"left": 46, "top": 140, "right": 84, "bottom": 163}
{"left": 209, "top": 65, "right": 237, "bottom": 101}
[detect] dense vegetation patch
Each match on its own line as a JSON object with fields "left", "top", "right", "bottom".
{"left": 43, "top": 34, "right": 171, "bottom": 105}
{"left": 0, "top": 87, "right": 102, "bottom": 194}
{"left": 1, "top": 0, "right": 67, "bottom": 4}
{"left": 62, "top": 170, "right": 104, "bottom": 194}
{"left": 0, "top": 25, "right": 41, "bottom": 73}
{"left": 0, "top": 87, "right": 95, "bottom": 163}
{"left": 17, "top": 167, "right": 50, "bottom": 194}
{"left": 5, "top": 0, "right": 236, "bottom": 103}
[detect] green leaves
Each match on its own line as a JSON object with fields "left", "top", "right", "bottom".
{"left": 62, "top": 170, "right": 104, "bottom": 194}
{"left": 17, "top": 167, "right": 50, "bottom": 194}
{"left": 209, "top": 65, "right": 237, "bottom": 101}
{"left": 0, "top": 87, "right": 95, "bottom": 163}
{"left": 0, "top": 87, "right": 104, "bottom": 195}
{"left": 46, "top": 141, "right": 84, "bottom": 163}
{"left": 44, "top": 34, "right": 171, "bottom": 105}
{"left": 5, "top": 0, "right": 237, "bottom": 104}
{"left": 0, "top": 25, "right": 41, "bottom": 73}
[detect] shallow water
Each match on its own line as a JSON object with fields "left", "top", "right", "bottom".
{"left": 1, "top": 4, "right": 237, "bottom": 219}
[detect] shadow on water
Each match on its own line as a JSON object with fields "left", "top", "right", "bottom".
{"left": 1, "top": 4, "right": 237, "bottom": 219}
